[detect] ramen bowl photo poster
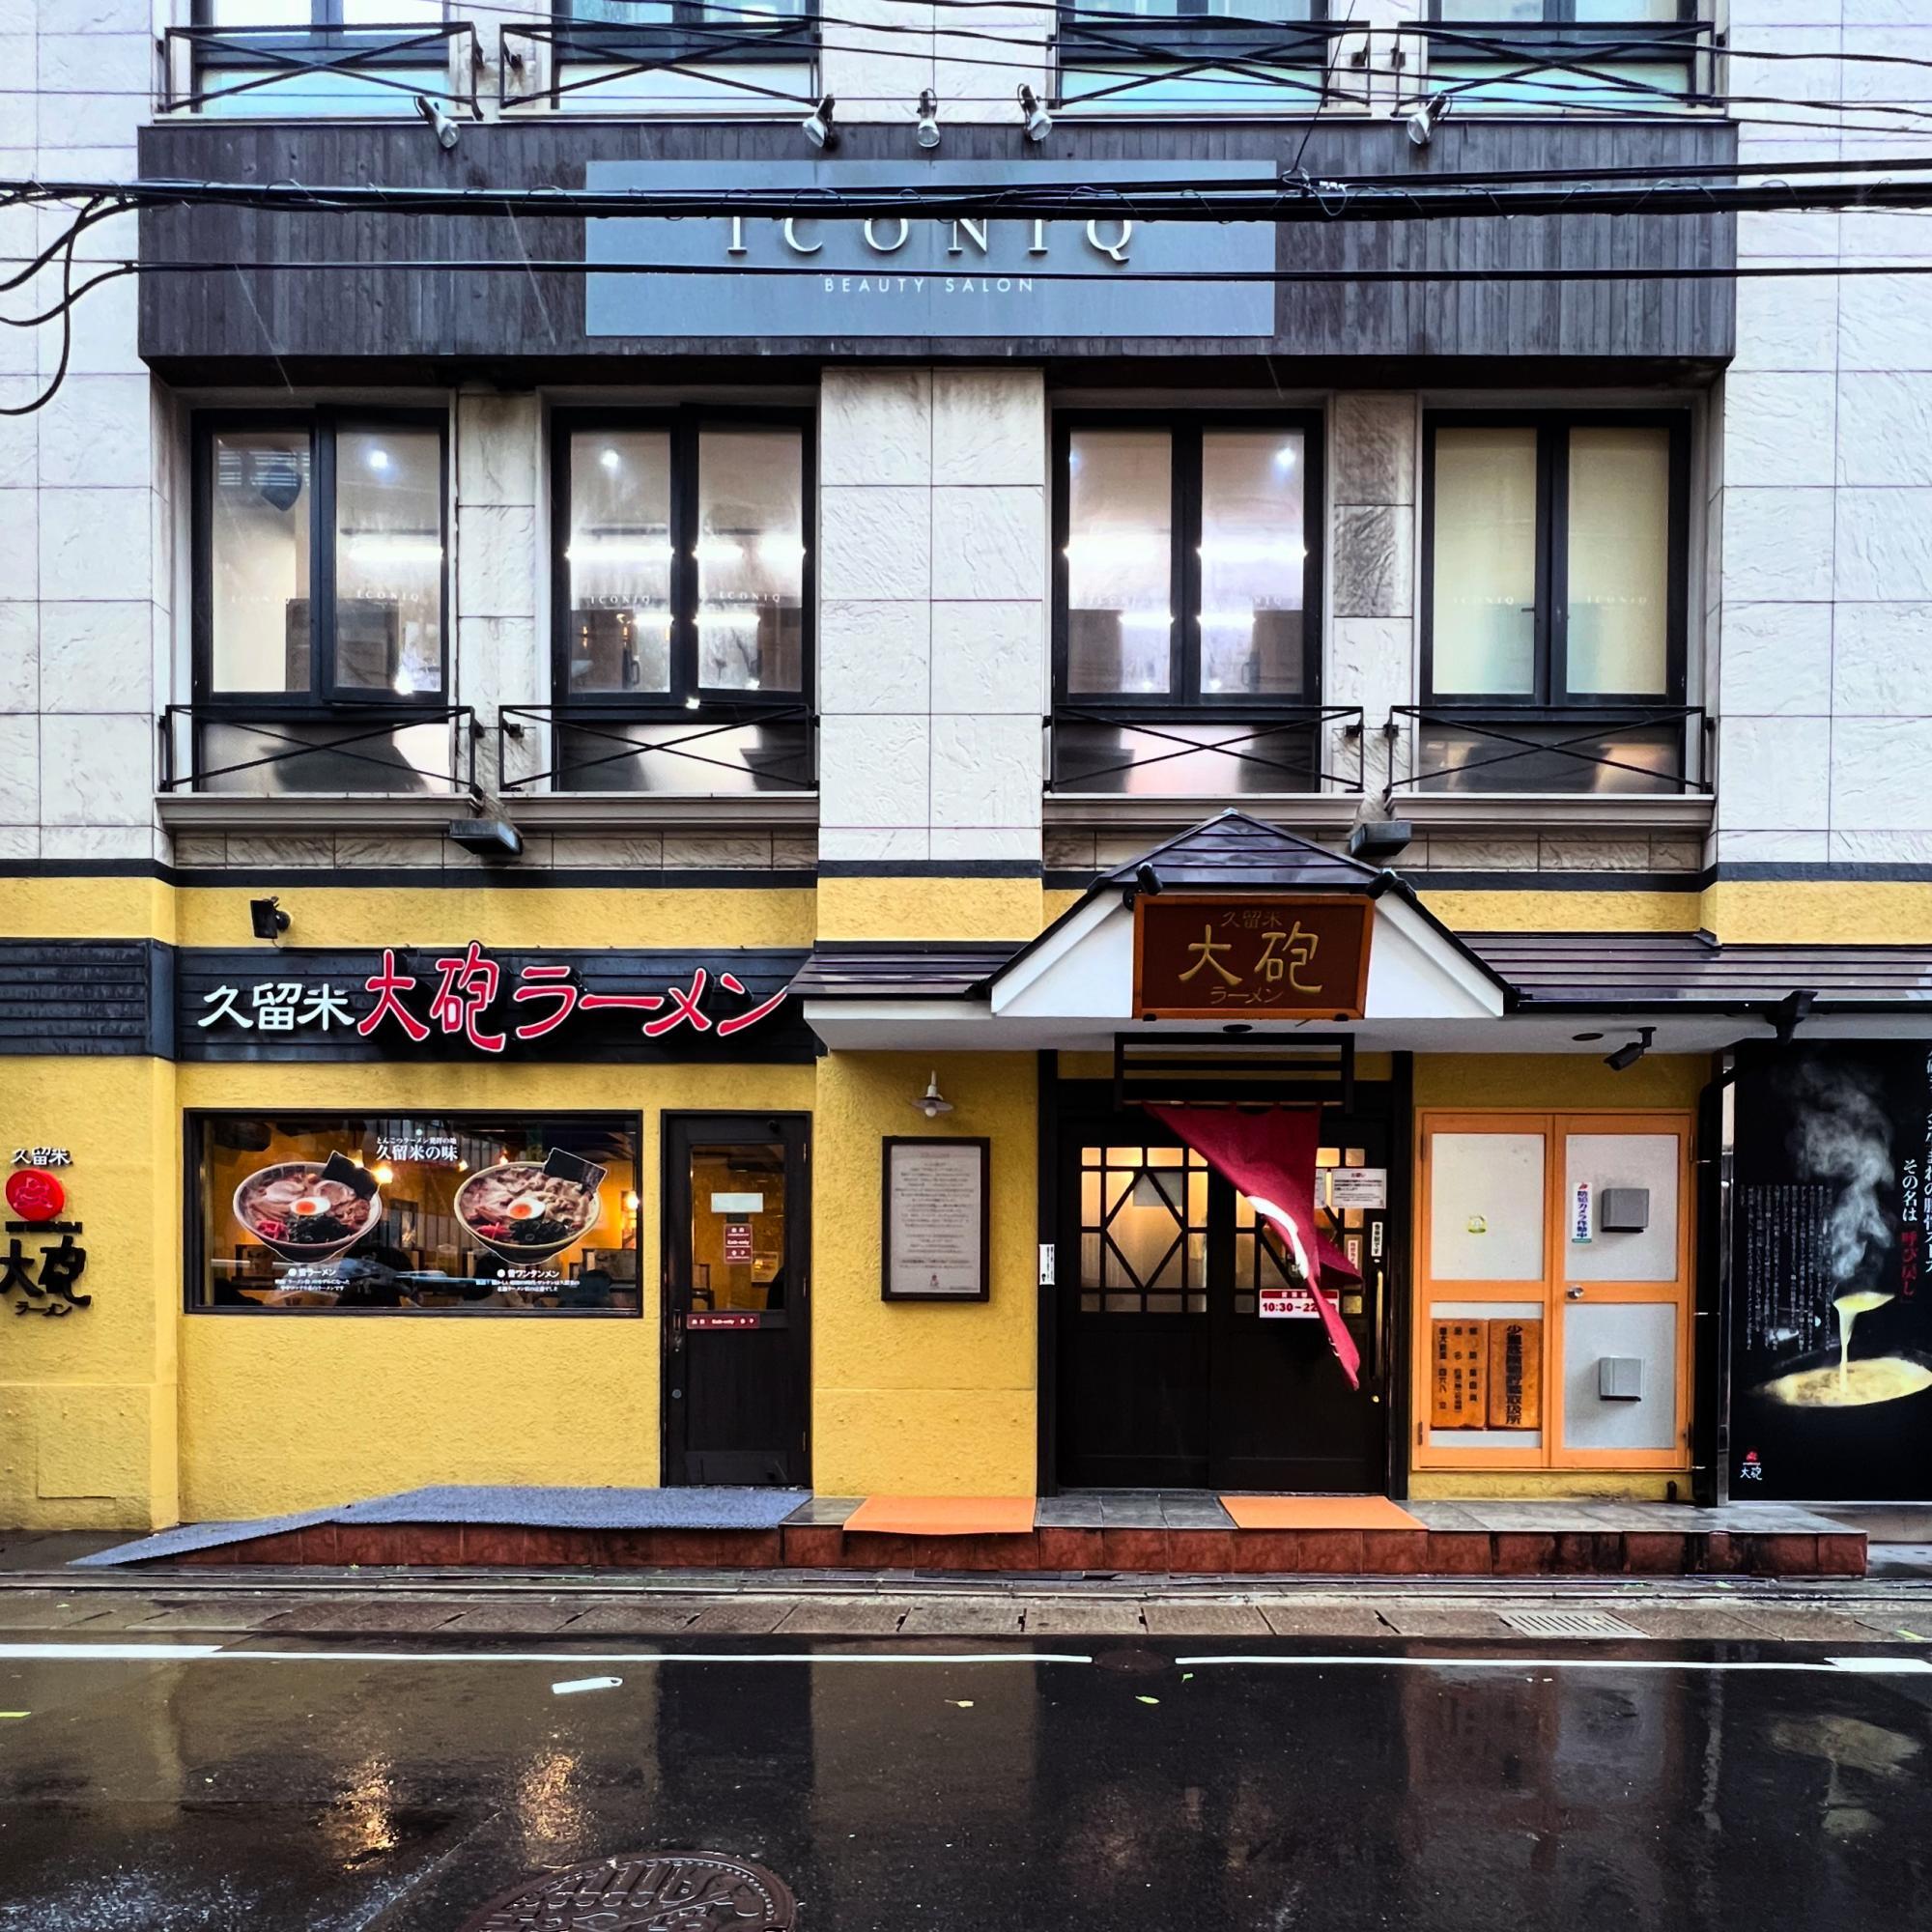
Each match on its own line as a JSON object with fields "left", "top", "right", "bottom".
{"left": 1732, "top": 1042, "right": 1932, "bottom": 1500}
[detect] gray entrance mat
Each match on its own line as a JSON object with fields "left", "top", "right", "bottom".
{"left": 70, "top": 1485, "right": 810, "bottom": 1568}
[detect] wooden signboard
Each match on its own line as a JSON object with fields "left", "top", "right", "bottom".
{"left": 1431, "top": 1319, "right": 1489, "bottom": 1429}
{"left": 1487, "top": 1318, "right": 1544, "bottom": 1430}
{"left": 1133, "top": 895, "right": 1374, "bottom": 1021}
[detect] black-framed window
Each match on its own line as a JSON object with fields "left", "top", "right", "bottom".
{"left": 552, "top": 0, "right": 817, "bottom": 63}
{"left": 187, "top": 1112, "right": 642, "bottom": 1315}
{"left": 553, "top": 410, "right": 811, "bottom": 710}
{"left": 1422, "top": 412, "right": 1688, "bottom": 708}
{"left": 197, "top": 1, "right": 446, "bottom": 26}
{"left": 196, "top": 409, "right": 448, "bottom": 708}
{"left": 1054, "top": 414, "right": 1322, "bottom": 707}
{"left": 1430, "top": 2, "right": 1692, "bottom": 19}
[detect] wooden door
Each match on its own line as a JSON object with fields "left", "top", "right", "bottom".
{"left": 662, "top": 1113, "right": 810, "bottom": 1486}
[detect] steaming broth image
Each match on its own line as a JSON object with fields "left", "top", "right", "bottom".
{"left": 1762, "top": 1356, "right": 1932, "bottom": 1408}
{"left": 1760, "top": 1291, "right": 1929, "bottom": 1409}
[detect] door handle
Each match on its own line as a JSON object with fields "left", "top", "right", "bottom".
{"left": 1566, "top": 1284, "right": 1585, "bottom": 1300}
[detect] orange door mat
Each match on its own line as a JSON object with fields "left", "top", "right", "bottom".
{"left": 1220, "top": 1495, "right": 1426, "bottom": 1532}
{"left": 842, "top": 1496, "right": 1037, "bottom": 1536}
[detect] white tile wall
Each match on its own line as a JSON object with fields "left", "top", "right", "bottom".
{"left": 817, "top": 367, "right": 1047, "bottom": 866}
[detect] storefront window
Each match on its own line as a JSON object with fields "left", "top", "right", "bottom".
{"left": 188, "top": 1113, "right": 640, "bottom": 1314}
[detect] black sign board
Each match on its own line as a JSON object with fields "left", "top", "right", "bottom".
{"left": 178, "top": 945, "right": 811, "bottom": 1065}
{"left": 1730, "top": 1043, "right": 1932, "bottom": 1501}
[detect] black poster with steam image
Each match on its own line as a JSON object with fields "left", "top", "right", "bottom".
{"left": 1731, "top": 1042, "right": 1932, "bottom": 1500}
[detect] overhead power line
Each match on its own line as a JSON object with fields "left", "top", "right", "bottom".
{"left": 19, "top": 166, "right": 1932, "bottom": 225}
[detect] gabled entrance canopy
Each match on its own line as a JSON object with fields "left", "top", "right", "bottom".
{"left": 795, "top": 810, "right": 1932, "bottom": 1055}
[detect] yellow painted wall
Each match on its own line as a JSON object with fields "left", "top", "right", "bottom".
{"left": 174, "top": 1059, "right": 813, "bottom": 1520}
{"left": 1413, "top": 1052, "right": 1707, "bottom": 1111}
{"left": 0, "top": 1059, "right": 178, "bottom": 1530}
{"left": 816, "top": 875, "right": 1043, "bottom": 942}
{"left": 810, "top": 1050, "right": 1038, "bottom": 1496}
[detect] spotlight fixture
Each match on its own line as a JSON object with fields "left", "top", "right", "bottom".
{"left": 1018, "top": 83, "right": 1051, "bottom": 143}
{"left": 915, "top": 88, "right": 941, "bottom": 150}
{"left": 802, "top": 93, "right": 838, "bottom": 151}
{"left": 1604, "top": 1026, "right": 1655, "bottom": 1073}
{"left": 248, "top": 895, "right": 290, "bottom": 942}
{"left": 414, "top": 93, "right": 461, "bottom": 151}
{"left": 913, "top": 1071, "right": 954, "bottom": 1120}
{"left": 1135, "top": 862, "right": 1164, "bottom": 897}
{"left": 1348, "top": 818, "right": 1413, "bottom": 865}
{"left": 1405, "top": 91, "right": 1452, "bottom": 148}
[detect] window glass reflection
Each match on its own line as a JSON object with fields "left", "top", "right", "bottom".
{"left": 1065, "top": 429, "right": 1173, "bottom": 696}
{"left": 195, "top": 1114, "right": 640, "bottom": 1314}
{"left": 1567, "top": 425, "right": 1670, "bottom": 696}
{"left": 210, "top": 427, "right": 312, "bottom": 694}
{"left": 1199, "top": 430, "right": 1306, "bottom": 696}
{"left": 689, "top": 1143, "right": 787, "bottom": 1311}
{"left": 696, "top": 427, "right": 805, "bottom": 694}
{"left": 1431, "top": 427, "right": 1539, "bottom": 697}
{"left": 566, "top": 430, "right": 673, "bottom": 696}
{"left": 333, "top": 427, "right": 443, "bottom": 696}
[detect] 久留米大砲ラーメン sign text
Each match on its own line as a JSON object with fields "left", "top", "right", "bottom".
{"left": 584, "top": 161, "right": 1275, "bottom": 341}
{"left": 178, "top": 945, "right": 811, "bottom": 1065}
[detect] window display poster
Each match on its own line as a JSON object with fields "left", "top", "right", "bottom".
{"left": 1731, "top": 1045, "right": 1932, "bottom": 1500}
{"left": 883, "top": 1137, "right": 990, "bottom": 1301}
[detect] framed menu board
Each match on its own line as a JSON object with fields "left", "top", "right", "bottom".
{"left": 882, "top": 1137, "right": 990, "bottom": 1302}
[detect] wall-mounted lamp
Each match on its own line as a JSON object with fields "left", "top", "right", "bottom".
{"left": 915, "top": 88, "right": 941, "bottom": 150}
{"left": 248, "top": 895, "right": 290, "bottom": 943}
{"left": 1017, "top": 83, "right": 1051, "bottom": 143}
{"left": 1134, "top": 862, "right": 1164, "bottom": 897}
{"left": 1404, "top": 91, "right": 1452, "bottom": 148}
{"left": 802, "top": 94, "right": 838, "bottom": 151}
{"left": 1604, "top": 1026, "right": 1655, "bottom": 1072}
{"left": 414, "top": 94, "right": 461, "bottom": 151}
{"left": 913, "top": 1071, "right": 954, "bottom": 1119}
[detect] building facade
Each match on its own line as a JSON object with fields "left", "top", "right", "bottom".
{"left": 4, "top": 0, "right": 1932, "bottom": 1533}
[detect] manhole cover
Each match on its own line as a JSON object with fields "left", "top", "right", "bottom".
{"left": 1498, "top": 1608, "right": 1645, "bottom": 1639}
{"left": 455, "top": 1852, "right": 797, "bottom": 1930}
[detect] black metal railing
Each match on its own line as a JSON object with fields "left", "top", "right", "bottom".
{"left": 1383, "top": 704, "right": 1712, "bottom": 799}
{"left": 1414, "top": 16, "right": 1719, "bottom": 112}
{"left": 1046, "top": 704, "right": 1364, "bottom": 797}
{"left": 159, "top": 704, "right": 479, "bottom": 798}
{"left": 1055, "top": 3, "right": 1342, "bottom": 67}
{"left": 159, "top": 20, "right": 481, "bottom": 119}
{"left": 501, "top": 5, "right": 819, "bottom": 108}
{"left": 497, "top": 704, "right": 817, "bottom": 796}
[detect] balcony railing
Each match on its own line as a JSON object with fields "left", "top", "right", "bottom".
{"left": 1056, "top": 3, "right": 1341, "bottom": 66}
{"left": 159, "top": 705, "right": 479, "bottom": 798}
{"left": 497, "top": 704, "right": 816, "bottom": 796}
{"left": 1384, "top": 705, "right": 1712, "bottom": 799}
{"left": 1415, "top": 14, "right": 1719, "bottom": 114}
{"left": 1046, "top": 704, "right": 1364, "bottom": 798}
{"left": 159, "top": 20, "right": 481, "bottom": 120}
{"left": 501, "top": 5, "right": 819, "bottom": 110}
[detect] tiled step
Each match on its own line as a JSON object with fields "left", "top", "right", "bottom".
{"left": 164, "top": 1520, "right": 1865, "bottom": 1578}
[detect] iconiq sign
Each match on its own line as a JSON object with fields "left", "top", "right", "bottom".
{"left": 584, "top": 160, "right": 1276, "bottom": 340}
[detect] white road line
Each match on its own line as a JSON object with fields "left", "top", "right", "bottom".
{"left": 0, "top": 1643, "right": 1094, "bottom": 1666}
{"left": 1175, "top": 1654, "right": 1932, "bottom": 1675}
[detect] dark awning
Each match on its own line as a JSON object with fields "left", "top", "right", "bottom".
{"left": 784, "top": 945, "right": 1015, "bottom": 1001}
{"left": 1463, "top": 931, "right": 1932, "bottom": 1010}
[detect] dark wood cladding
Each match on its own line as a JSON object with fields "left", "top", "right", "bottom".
{"left": 137, "top": 117, "right": 1736, "bottom": 374}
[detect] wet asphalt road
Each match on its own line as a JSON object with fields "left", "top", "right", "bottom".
{"left": 2, "top": 1626, "right": 1930, "bottom": 1929}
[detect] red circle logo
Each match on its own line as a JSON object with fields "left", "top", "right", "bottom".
{"left": 5, "top": 1169, "right": 65, "bottom": 1223}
